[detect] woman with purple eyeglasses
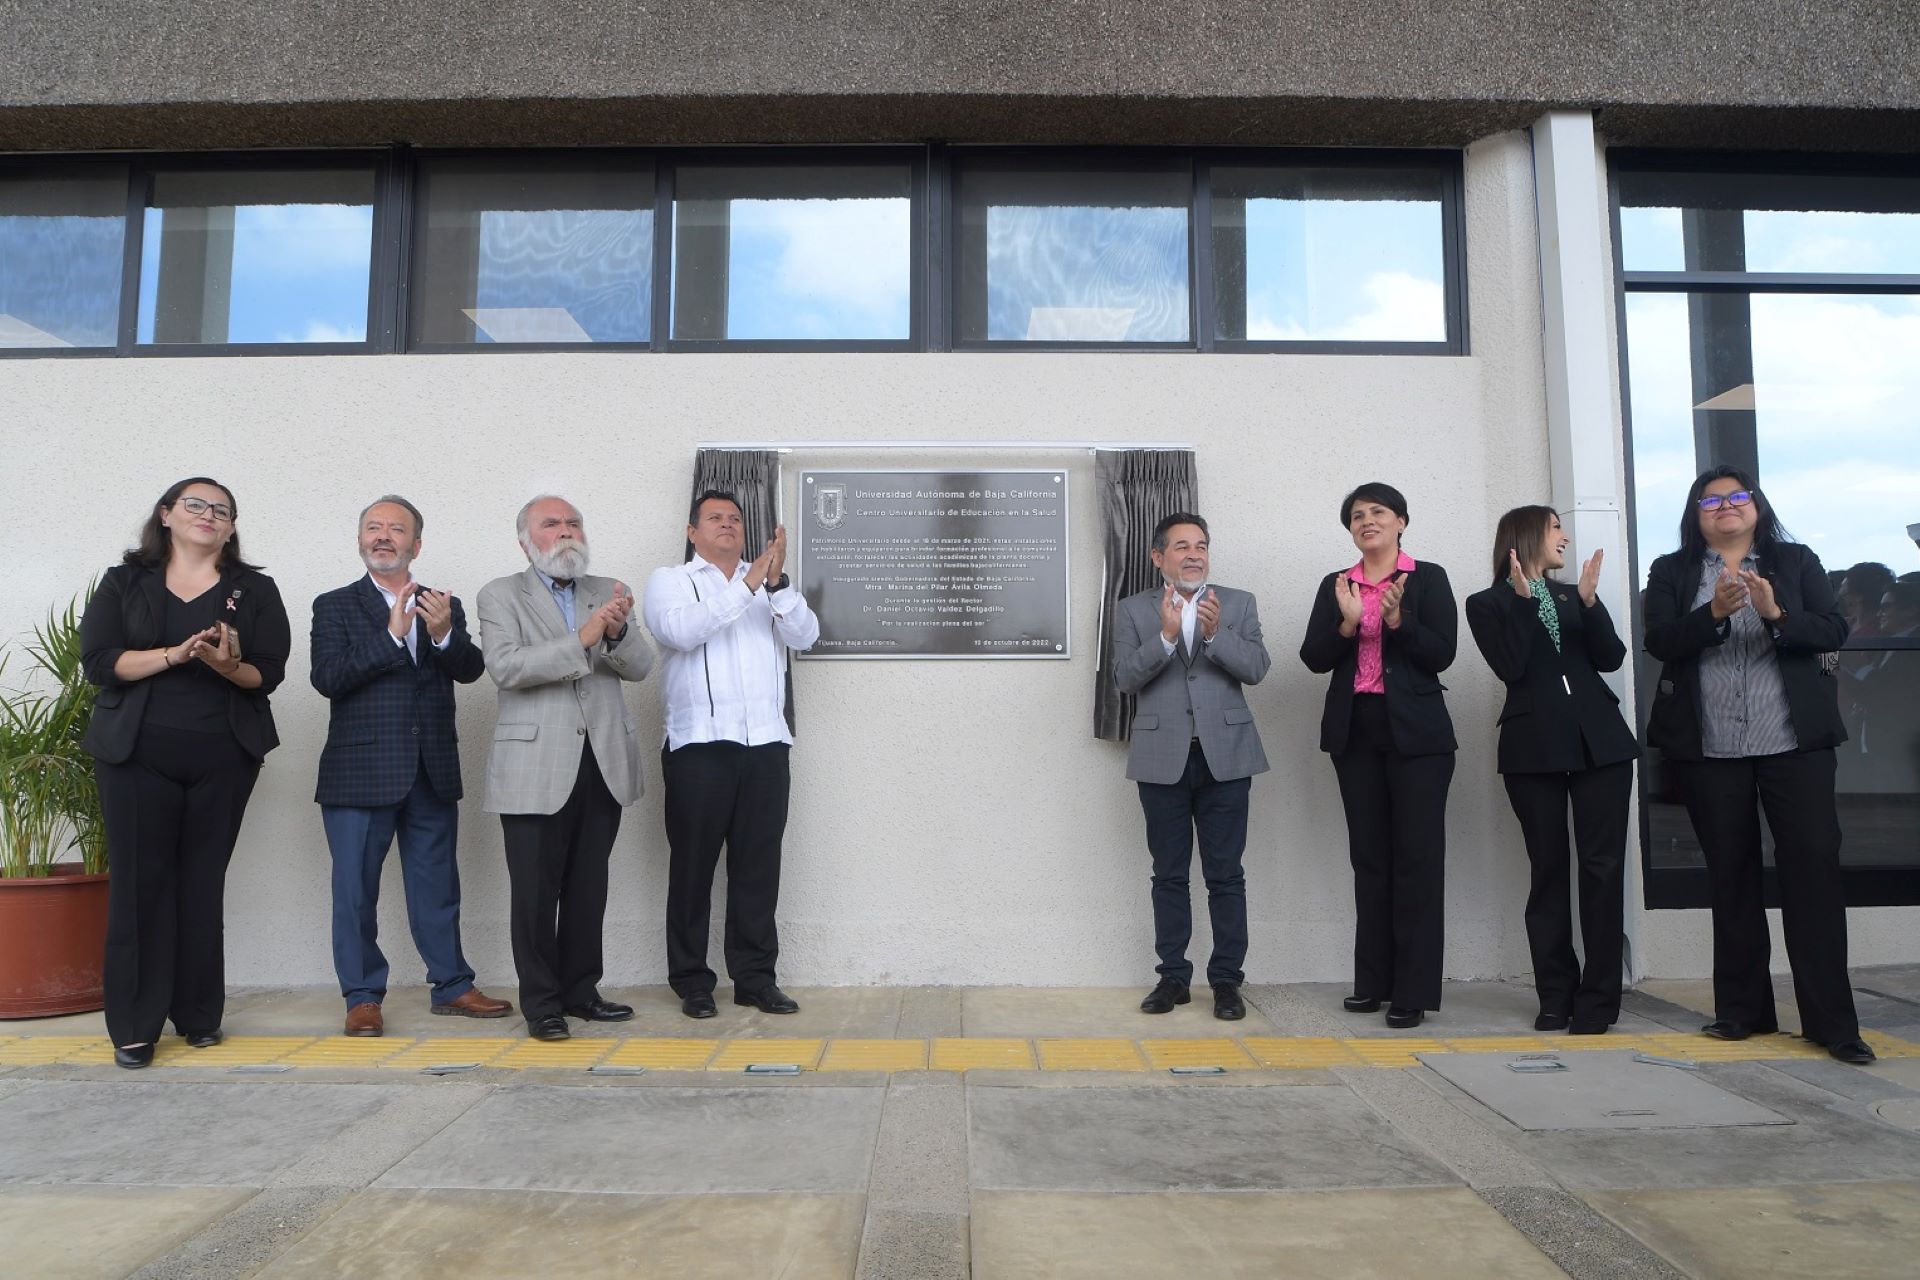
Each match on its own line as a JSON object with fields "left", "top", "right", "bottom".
{"left": 1643, "top": 465, "right": 1873, "bottom": 1065}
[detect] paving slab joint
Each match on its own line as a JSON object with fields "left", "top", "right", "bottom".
{"left": 1476, "top": 1185, "right": 1689, "bottom": 1280}
{"left": 126, "top": 1184, "right": 355, "bottom": 1280}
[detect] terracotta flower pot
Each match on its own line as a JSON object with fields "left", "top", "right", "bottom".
{"left": 0, "top": 863, "right": 109, "bottom": 1018}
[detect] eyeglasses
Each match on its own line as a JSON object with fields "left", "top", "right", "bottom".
{"left": 174, "top": 496, "right": 235, "bottom": 522}
{"left": 1697, "top": 490, "right": 1753, "bottom": 512}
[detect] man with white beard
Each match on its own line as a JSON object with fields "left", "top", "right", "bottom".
{"left": 477, "top": 495, "right": 653, "bottom": 1041}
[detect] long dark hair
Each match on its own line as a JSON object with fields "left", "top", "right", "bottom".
{"left": 1490, "top": 505, "right": 1558, "bottom": 586}
{"left": 123, "top": 476, "right": 261, "bottom": 571}
{"left": 1675, "top": 465, "right": 1791, "bottom": 563}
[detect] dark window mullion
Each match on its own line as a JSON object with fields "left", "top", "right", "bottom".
{"left": 1442, "top": 154, "right": 1469, "bottom": 355}
{"left": 1624, "top": 270, "right": 1920, "bottom": 294}
{"left": 1192, "top": 156, "right": 1213, "bottom": 353}
{"left": 650, "top": 159, "right": 673, "bottom": 351}
{"left": 115, "top": 165, "right": 149, "bottom": 355}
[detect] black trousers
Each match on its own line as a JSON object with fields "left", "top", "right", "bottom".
{"left": 1330, "top": 695, "right": 1454, "bottom": 1011}
{"left": 1503, "top": 759, "right": 1633, "bottom": 1026}
{"left": 1137, "top": 740, "right": 1251, "bottom": 987}
{"left": 662, "top": 740, "right": 790, "bottom": 997}
{"left": 94, "top": 724, "right": 260, "bottom": 1047}
{"left": 499, "top": 742, "right": 622, "bottom": 1021}
{"left": 1680, "top": 748, "right": 1860, "bottom": 1045}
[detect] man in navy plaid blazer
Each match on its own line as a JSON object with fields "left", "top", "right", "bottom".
{"left": 311, "top": 496, "right": 513, "bottom": 1037}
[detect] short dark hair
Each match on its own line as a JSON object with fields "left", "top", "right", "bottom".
{"left": 1152, "top": 512, "right": 1209, "bottom": 552}
{"left": 1490, "top": 505, "right": 1558, "bottom": 586}
{"left": 1341, "top": 482, "right": 1409, "bottom": 532}
{"left": 124, "top": 476, "right": 260, "bottom": 572}
{"left": 1675, "top": 465, "right": 1791, "bottom": 561}
{"left": 688, "top": 489, "right": 743, "bottom": 526}
{"left": 359, "top": 494, "right": 424, "bottom": 538}
{"left": 1842, "top": 561, "right": 1896, "bottom": 602}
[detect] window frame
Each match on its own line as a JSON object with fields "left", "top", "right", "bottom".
{"left": 124, "top": 149, "right": 392, "bottom": 358}
{"left": 2, "top": 142, "right": 1470, "bottom": 359}
{"left": 400, "top": 146, "right": 660, "bottom": 355}
{"left": 1609, "top": 146, "right": 1920, "bottom": 911}
{"left": 1196, "top": 147, "right": 1468, "bottom": 356}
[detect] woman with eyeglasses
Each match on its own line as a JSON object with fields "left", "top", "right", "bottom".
{"left": 1300, "top": 482, "right": 1457, "bottom": 1029}
{"left": 1643, "top": 465, "right": 1873, "bottom": 1065}
{"left": 1466, "top": 508, "right": 1637, "bottom": 1035}
{"left": 79, "top": 478, "right": 290, "bottom": 1068}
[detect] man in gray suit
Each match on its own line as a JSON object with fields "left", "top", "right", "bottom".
{"left": 478, "top": 495, "right": 654, "bottom": 1041}
{"left": 1112, "top": 512, "right": 1270, "bottom": 1020}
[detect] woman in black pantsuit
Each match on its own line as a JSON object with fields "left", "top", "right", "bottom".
{"left": 1644, "top": 466, "right": 1873, "bottom": 1066}
{"left": 79, "top": 477, "right": 289, "bottom": 1068}
{"left": 1466, "top": 507, "right": 1637, "bottom": 1035}
{"left": 1300, "top": 482, "right": 1457, "bottom": 1029}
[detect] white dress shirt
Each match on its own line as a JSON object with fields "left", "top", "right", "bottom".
{"left": 643, "top": 554, "right": 820, "bottom": 750}
{"left": 1159, "top": 582, "right": 1209, "bottom": 656}
{"left": 370, "top": 575, "right": 451, "bottom": 661}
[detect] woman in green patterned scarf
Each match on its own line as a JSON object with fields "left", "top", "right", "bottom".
{"left": 1465, "top": 506, "right": 1638, "bottom": 1035}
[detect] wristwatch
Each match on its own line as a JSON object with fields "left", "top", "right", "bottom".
{"left": 764, "top": 573, "right": 790, "bottom": 594}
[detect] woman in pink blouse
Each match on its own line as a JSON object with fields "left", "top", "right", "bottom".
{"left": 1300, "top": 483, "right": 1459, "bottom": 1028}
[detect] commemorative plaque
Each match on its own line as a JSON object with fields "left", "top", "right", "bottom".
{"left": 799, "top": 470, "right": 1069, "bottom": 658}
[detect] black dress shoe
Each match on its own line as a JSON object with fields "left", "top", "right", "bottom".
{"left": 734, "top": 985, "right": 800, "bottom": 1014}
{"left": 182, "top": 1029, "right": 223, "bottom": 1048}
{"left": 528, "top": 1014, "right": 571, "bottom": 1041}
{"left": 1140, "top": 977, "right": 1191, "bottom": 1014}
{"left": 681, "top": 991, "right": 718, "bottom": 1019}
{"left": 1385, "top": 1006, "right": 1424, "bottom": 1029}
{"left": 1343, "top": 995, "right": 1383, "bottom": 1014}
{"left": 561, "top": 998, "right": 634, "bottom": 1022}
{"left": 1212, "top": 983, "right": 1246, "bottom": 1021}
{"left": 114, "top": 1043, "right": 154, "bottom": 1069}
{"left": 1534, "top": 1013, "right": 1570, "bottom": 1032}
{"left": 1701, "top": 1019, "right": 1764, "bottom": 1041}
{"left": 1826, "top": 1039, "right": 1877, "bottom": 1066}
{"left": 1568, "top": 1022, "right": 1608, "bottom": 1036}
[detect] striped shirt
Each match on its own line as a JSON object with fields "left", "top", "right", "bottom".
{"left": 1693, "top": 550, "right": 1797, "bottom": 758}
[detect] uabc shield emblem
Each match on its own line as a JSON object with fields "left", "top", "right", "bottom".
{"left": 816, "top": 483, "right": 846, "bottom": 530}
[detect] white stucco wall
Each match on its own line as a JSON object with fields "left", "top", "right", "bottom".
{"left": 4, "top": 130, "right": 1911, "bottom": 990}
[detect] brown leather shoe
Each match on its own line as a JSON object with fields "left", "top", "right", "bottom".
{"left": 433, "top": 988, "right": 514, "bottom": 1019}
{"left": 344, "top": 1002, "right": 383, "bottom": 1037}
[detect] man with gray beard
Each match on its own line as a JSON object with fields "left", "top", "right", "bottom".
{"left": 478, "top": 495, "right": 653, "bottom": 1041}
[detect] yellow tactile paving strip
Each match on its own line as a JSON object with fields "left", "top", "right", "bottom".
{"left": 2, "top": 1028, "right": 1915, "bottom": 1073}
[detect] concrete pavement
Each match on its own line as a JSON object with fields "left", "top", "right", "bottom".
{"left": 3, "top": 972, "right": 1920, "bottom": 1278}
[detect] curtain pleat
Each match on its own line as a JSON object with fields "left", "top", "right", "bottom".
{"left": 1093, "top": 449, "right": 1199, "bottom": 741}
{"left": 687, "top": 448, "right": 796, "bottom": 735}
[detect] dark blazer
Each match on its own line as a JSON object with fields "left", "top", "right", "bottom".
{"left": 1299, "top": 559, "right": 1458, "bottom": 756}
{"left": 310, "top": 576, "right": 487, "bottom": 808}
{"left": 1642, "top": 541, "right": 1849, "bottom": 761}
{"left": 79, "top": 561, "right": 291, "bottom": 764}
{"left": 1465, "top": 583, "right": 1638, "bottom": 774}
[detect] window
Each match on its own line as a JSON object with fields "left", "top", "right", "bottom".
{"left": 1209, "top": 164, "right": 1450, "bottom": 345}
{"left": 136, "top": 166, "right": 376, "bottom": 345}
{"left": 953, "top": 160, "right": 1191, "bottom": 345}
{"left": 0, "top": 162, "right": 127, "bottom": 349}
{"left": 669, "top": 162, "right": 913, "bottom": 343}
{"left": 411, "top": 158, "right": 654, "bottom": 345}
{"left": 1615, "top": 156, "right": 1920, "bottom": 907}
{"left": 1, "top": 144, "right": 1467, "bottom": 358}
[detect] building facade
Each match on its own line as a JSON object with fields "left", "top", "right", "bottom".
{"left": 3, "top": 2, "right": 1917, "bottom": 990}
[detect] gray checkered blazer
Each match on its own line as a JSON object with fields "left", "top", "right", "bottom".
{"left": 477, "top": 567, "right": 654, "bottom": 815}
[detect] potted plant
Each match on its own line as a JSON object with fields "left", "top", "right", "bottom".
{"left": 0, "top": 589, "right": 109, "bottom": 1018}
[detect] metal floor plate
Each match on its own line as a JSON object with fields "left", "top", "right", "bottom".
{"left": 1419, "top": 1050, "right": 1793, "bottom": 1131}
